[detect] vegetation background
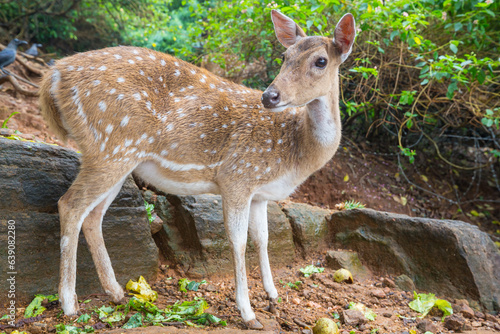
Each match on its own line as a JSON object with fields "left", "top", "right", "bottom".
{"left": 1, "top": 0, "right": 499, "bottom": 227}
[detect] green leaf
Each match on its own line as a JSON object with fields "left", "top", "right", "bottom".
{"left": 122, "top": 313, "right": 143, "bottom": 329}
{"left": 435, "top": 299, "right": 453, "bottom": 320}
{"left": 76, "top": 314, "right": 91, "bottom": 323}
{"left": 409, "top": 292, "right": 453, "bottom": 320}
{"left": 390, "top": 30, "right": 400, "bottom": 41}
{"left": 450, "top": 44, "right": 458, "bottom": 54}
{"left": 25, "top": 294, "right": 58, "bottom": 318}
{"left": 446, "top": 81, "right": 458, "bottom": 99}
{"left": 1, "top": 111, "right": 19, "bottom": 129}
{"left": 0, "top": 314, "right": 10, "bottom": 320}
{"left": 299, "top": 265, "right": 324, "bottom": 277}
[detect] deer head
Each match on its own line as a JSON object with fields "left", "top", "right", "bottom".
{"left": 262, "top": 10, "right": 356, "bottom": 110}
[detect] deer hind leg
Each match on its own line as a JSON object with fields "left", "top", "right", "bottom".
{"left": 222, "top": 197, "right": 263, "bottom": 329}
{"left": 81, "top": 179, "right": 126, "bottom": 304}
{"left": 58, "top": 163, "right": 134, "bottom": 315}
{"left": 248, "top": 200, "right": 279, "bottom": 315}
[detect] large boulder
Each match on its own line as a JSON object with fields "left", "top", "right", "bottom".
{"left": 145, "top": 192, "right": 295, "bottom": 277}
{"left": 328, "top": 209, "right": 500, "bottom": 312}
{"left": 280, "top": 201, "right": 330, "bottom": 257}
{"left": 0, "top": 138, "right": 158, "bottom": 306}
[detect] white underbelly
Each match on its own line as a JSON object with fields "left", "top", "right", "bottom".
{"left": 134, "top": 161, "right": 220, "bottom": 195}
{"left": 252, "top": 172, "right": 299, "bottom": 202}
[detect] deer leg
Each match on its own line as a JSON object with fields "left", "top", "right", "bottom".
{"left": 81, "top": 179, "right": 126, "bottom": 304}
{"left": 248, "top": 200, "right": 279, "bottom": 315}
{"left": 58, "top": 165, "right": 132, "bottom": 315}
{"left": 222, "top": 198, "right": 263, "bottom": 329}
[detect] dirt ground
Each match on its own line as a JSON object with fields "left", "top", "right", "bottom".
{"left": 1, "top": 62, "right": 499, "bottom": 334}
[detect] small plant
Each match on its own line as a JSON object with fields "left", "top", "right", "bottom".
{"left": 344, "top": 200, "right": 366, "bottom": 210}
{"left": 299, "top": 265, "right": 324, "bottom": 278}
{"left": 144, "top": 200, "right": 154, "bottom": 223}
{"left": 280, "top": 280, "right": 302, "bottom": 290}
{"left": 1, "top": 111, "right": 19, "bottom": 129}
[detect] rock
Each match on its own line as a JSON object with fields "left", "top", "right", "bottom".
{"left": 371, "top": 289, "right": 386, "bottom": 299}
{"left": 0, "top": 139, "right": 158, "bottom": 305}
{"left": 149, "top": 193, "right": 294, "bottom": 276}
{"left": 416, "top": 319, "right": 438, "bottom": 333}
{"left": 485, "top": 313, "right": 498, "bottom": 323}
{"left": 460, "top": 304, "right": 475, "bottom": 319}
{"left": 306, "top": 301, "right": 322, "bottom": 309}
{"left": 204, "top": 284, "right": 217, "bottom": 292}
{"left": 383, "top": 312, "right": 392, "bottom": 318}
{"left": 328, "top": 209, "right": 500, "bottom": 311}
{"left": 444, "top": 314, "right": 466, "bottom": 331}
{"left": 280, "top": 202, "right": 330, "bottom": 257}
{"left": 382, "top": 277, "right": 396, "bottom": 288}
{"left": 340, "top": 309, "right": 367, "bottom": 326}
{"left": 475, "top": 311, "right": 485, "bottom": 319}
{"left": 150, "top": 215, "right": 163, "bottom": 234}
{"left": 395, "top": 275, "right": 415, "bottom": 292}
{"left": 292, "top": 297, "right": 301, "bottom": 305}
{"left": 471, "top": 321, "right": 481, "bottom": 327}
{"left": 325, "top": 250, "right": 372, "bottom": 281}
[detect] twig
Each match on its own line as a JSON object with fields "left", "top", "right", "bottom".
{"left": 0, "top": 74, "right": 38, "bottom": 96}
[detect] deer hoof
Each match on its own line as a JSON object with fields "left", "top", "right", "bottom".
{"left": 245, "top": 318, "right": 264, "bottom": 330}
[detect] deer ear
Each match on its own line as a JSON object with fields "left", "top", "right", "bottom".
{"left": 334, "top": 13, "right": 356, "bottom": 63}
{"left": 271, "top": 10, "right": 307, "bottom": 48}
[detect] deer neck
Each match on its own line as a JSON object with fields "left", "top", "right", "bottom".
{"left": 302, "top": 69, "right": 342, "bottom": 157}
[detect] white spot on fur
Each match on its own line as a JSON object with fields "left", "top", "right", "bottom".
{"left": 114, "top": 54, "right": 122, "bottom": 59}
{"left": 124, "top": 139, "right": 133, "bottom": 147}
{"left": 109, "top": 88, "right": 116, "bottom": 94}
{"left": 117, "top": 77, "right": 125, "bottom": 83}
{"left": 174, "top": 70, "right": 180, "bottom": 76}
{"left": 98, "top": 101, "right": 107, "bottom": 112}
{"left": 128, "top": 59, "right": 135, "bottom": 64}
{"left": 133, "top": 93, "right": 141, "bottom": 101}
{"left": 160, "top": 59, "right": 166, "bottom": 66}
{"left": 121, "top": 115, "right": 130, "bottom": 127}
{"left": 93, "top": 80, "right": 101, "bottom": 86}
{"left": 105, "top": 124, "right": 113, "bottom": 134}
{"left": 113, "top": 145, "right": 121, "bottom": 155}
{"left": 200, "top": 133, "right": 206, "bottom": 138}
{"left": 117, "top": 94, "right": 124, "bottom": 100}
{"left": 98, "top": 65, "right": 107, "bottom": 71}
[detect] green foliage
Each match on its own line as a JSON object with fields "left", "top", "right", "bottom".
{"left": 300, "top": 264, "right": 324, "bottom": 277}
{"left": 24, "top": 294, "right": 58, "bottom": 318}
{"left": 280, "top": 280, "right": 303, "bottom": 290}
{"left": 409, "top": 292, "right": 453, "bottom": 321}
{"left": 56, "top": 323, "right": 94, "bottom": 334}
{"left": 1, "top": 112, "right": 19, "bottom": 129}
{"left": 343, "top": 200, "right": 366, "bottom": 210}
{"left": 178, "top": 278, "right": 207, "bottom": 292}
{"left": 144, "top": 201, "right": 155, "bottom": 223}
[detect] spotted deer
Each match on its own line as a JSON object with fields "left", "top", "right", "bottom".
{"left": 39, "top": 10, "right": 355, "bottom": 329}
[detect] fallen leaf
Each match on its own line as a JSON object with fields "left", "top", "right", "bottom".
{"left": 344, "top": 174, "right": 349, "bottom": 182}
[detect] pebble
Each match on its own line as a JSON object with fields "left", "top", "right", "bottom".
{"left": 306, "top": 301, "right": 322, "bottom": 309}
{"left": 472, "top": 321, "right": 482, "bottom": 327}
{"left": 460, "top": 304, "right": 475, "bottom": 319}
{"left": 371, "top": 288, "right": 386, "bottom": 299}
{"left": 382, "top": 277, "right": 396, "bottom": 288}
{"left": 341, "top": 309, "right": 367, "bottom": 326}
{"left": 417, "top": 319, "right": 438, "bottom": 333}
{"left": 444, "top": 314, "right": 465, "bottom": 331}
{"left": 485, "top": 313, "right": 498, "bottom": 323}
{"left": 383, "top": 312, "right": 392, "bottom": 318}
{"left": 292, "top": 297, "right": 301, "bottom": 305}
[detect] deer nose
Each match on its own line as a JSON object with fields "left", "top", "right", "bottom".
{"left": 261, "top": 88, "right": 281, "bottom": 109}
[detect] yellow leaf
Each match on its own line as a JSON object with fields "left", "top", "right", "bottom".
{"left": 470, "top": 210, "right": 479, "bottom": 217}
{"left": 152, "top": 43, "right": 157, "bottom": 48}
{"left": 393, "top": 195, "right": 401, "bottom": 204}
{"left": 344, "top": 174, "right": 349, "bottom": 182}
{"left": 414, "top": 37, "right": 421, "bottom": 45}
{"left": 367, "top": 4, "right": 372, "bottom": 12}
{"left": 126, "top": 276, "right": 158, "bottom": 302}
{"left": 420, "top": 175, "right": 428, "bottom": 182}
{"left": 401, "top": 196, "right": 408, "bottom": 206}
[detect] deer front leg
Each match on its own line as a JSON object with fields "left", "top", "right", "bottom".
{"left": 222, "top": 197, "right": 262, "bottom": 329}
{"left": 248, "top": 200, "right": 279, "bottom": 315}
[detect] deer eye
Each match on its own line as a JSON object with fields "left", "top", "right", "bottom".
{"left": 281, "top": 53, "right": 285, "bottom": 62}
{"left": 315, "top": 57, "right": 327, "bottom": 68}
